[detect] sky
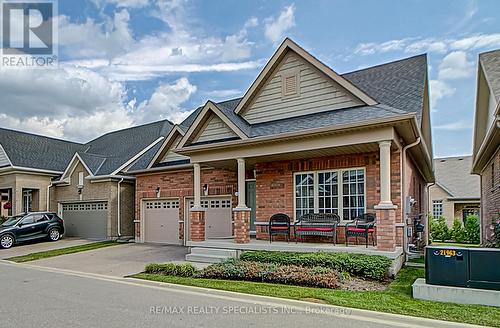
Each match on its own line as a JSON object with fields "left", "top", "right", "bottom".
{"left": 0, "top": 0, "right": 499, "bottom": 157}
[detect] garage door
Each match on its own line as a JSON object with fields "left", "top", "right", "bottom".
{"left": 187, "top": 198, "right": 232, "bottom": 239}
{"left": 144, "top": 199, "right": 180, "bottom": 244}
{"left": 62, "top": 202, "right": 108, "bottom": 239}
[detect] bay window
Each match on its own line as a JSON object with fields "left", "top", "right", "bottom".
{"left": 294, "top": 168, "right": 365, "bottom": 221}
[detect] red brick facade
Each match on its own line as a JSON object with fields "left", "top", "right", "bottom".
{"left": 134, "top": 168, "right": 237, "bottom": 242}
{"left": 480, "top": 146, "right": 500, "bottom": 244}
{"left": 233, "top": 209, "right": 251, "bottom": 243}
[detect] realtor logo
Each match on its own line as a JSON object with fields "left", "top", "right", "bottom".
{"left": 1, "top": 0, "right": 58, "bottom": 68}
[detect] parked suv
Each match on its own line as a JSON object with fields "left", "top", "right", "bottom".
{"left": 0, "top": 212, "right": 65, "bottom": 249}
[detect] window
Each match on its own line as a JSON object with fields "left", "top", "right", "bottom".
{"left": 22, "top": 189, "right": 33, "bottom": 213}
{"left": 33, "top": 214, "right": 48, "bottom": 223}
{"left": 78, "top": 172, "right": 84, "bottom": 186}
{"left": 20, "top": 216, "right": 35, "bottom": 225}
{"left": 294, "top": 169, "right": 365, "bottom": 221}
{"left": 295, "top": 173, "right": 314, "bottom": 219}
{"left": 492, "top": 163, "right": 495, "bottom": 189}
{"left": 432, "top": 200, "right": 443, "bottom": 218}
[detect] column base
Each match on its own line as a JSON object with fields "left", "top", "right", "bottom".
{"left": 233, "top": 209, "right": 251, "bottom": 244}
{"left": 375, "top": 207, "right": 397, "bottom": 251}
{"left": 190, "top": 210, "right": 206, "bottom": 242}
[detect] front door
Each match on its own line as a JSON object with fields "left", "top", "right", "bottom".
{"left": 246, "top": 181, "right": 256, "bottom": 233}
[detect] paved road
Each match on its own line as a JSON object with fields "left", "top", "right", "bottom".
{"left": 29, "top": 243, "right": 188, "bottom": 277}
{"left": 0, "top": 261, "right": 477, "bottom": 328}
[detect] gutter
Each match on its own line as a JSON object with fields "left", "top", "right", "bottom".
{"left": 86, "top": 175, "right": 135, "bottom": 181}
{"left": 401, "top": 137, "right": 421, "bottom": 257}
{"left": 117, "top": 178, "right": 124, "bottom": 238}
{"left": 127, "top": 163, "right": 193, "bottom": 175}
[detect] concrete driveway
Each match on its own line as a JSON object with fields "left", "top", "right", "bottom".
{"left": 29, "top": 243, "right": 188, "bottom": 277}
{"left": 0, "top": 237, "right": 94, "bottom": 259}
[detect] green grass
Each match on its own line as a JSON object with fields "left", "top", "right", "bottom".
{"left": 407, "top": 256, "right": 424, "bottom": 264}
{"left": 431, "top": 242, "right": 481, "bottom": 248}
{"left": 7, "top": 241, "right": 119, "bottom": 263}
{"left": 131, "top": 267, "right": 500, "bottom": 327}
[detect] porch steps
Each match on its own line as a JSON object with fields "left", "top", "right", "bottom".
{"left": 185, "top": 247, "right": 237, "bottom": 263}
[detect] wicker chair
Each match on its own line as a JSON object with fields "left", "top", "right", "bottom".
{"left": 294, "top": 213, "right": 340, "bottom": 245}
{"left": 268, "top": 213, "right": 291, "bottom": 242}
{"left": 345, "top": 213, "right": 376, "bottom": 247}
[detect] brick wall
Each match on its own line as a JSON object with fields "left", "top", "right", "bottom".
{"left": 480, "top": 146, "right": 500, "bottom": 244}
{"left": 134, "top": 167, "right": 237, "bottom": 241}
{"left": 254, "top": 150, "right": 402, "bottom": 245}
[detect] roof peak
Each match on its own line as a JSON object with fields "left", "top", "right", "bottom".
{"left": 85, "top": 119, "right": 173, "bottom": 145}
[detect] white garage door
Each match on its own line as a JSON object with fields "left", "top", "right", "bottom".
{"left": 144, "top": 199, "right": 180, "bottom": 244}
{"left": 187, "top": 198, "right": 232, "bottom": 239}
{"left": 62, "top": 202, "right": 108, "bottom": 239}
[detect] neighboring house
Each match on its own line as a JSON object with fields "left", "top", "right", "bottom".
{"left": 472, "top": 49, "right": 500, "bottom": 244}
{"left": 128, "top": 38, "right": 434, "bottom": 253}
{"left": 429, "top": 156, "right": 480, "bottom": 226}
{"left": 0, "top": 120, "right": 172, "bottom": 239}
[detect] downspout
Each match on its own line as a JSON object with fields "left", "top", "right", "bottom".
{"left": 117, "top": 178, "right": 124, "bottom": 238}
{"left": 401, "top": 137, "right": 421, "bottom": 257}
{"left": 46, "top": 181, "right": 53, "bottom": 212}
{"left": 426, "top": 182, "right": 436, "bottom": 246}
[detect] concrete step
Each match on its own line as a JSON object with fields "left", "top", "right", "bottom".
{"left": 186, "top": 247, "right": 238, "bottom": 263}
{"left": 189, "top": 247, "right": 237, "bottom": 257}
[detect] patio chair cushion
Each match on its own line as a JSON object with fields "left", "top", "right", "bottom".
{"left": 270, "top": 226, "right": 289, "bottom": 230}
{"left": 347, "top": 227, "right": 375, "bottom": 233}
{"left": 296, "top": 227, "right": 335, "bottom": 232}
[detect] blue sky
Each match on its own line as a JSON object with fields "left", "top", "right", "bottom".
{"left": 1, "top": 0, "right": 500, "bottom": 157}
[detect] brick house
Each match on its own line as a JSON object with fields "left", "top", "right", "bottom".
{"left": 128, "top": 38, "right": 434, "bottom": 255}
{"left": 472, "top": 49, "right": 500, "bottom": 244}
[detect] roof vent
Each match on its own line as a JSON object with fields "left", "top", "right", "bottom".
{"left": 282, "top": 70, "right": 300, "bottom": 98}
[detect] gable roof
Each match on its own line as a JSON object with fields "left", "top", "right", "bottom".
{"left": 234, "top": 38, "right": 377, "bottom": 116}
{"left": 0, "top": 119, "right": 173, "bottom": 176}
{"left": 479, "top": 49, "right": 500, "bottom": 102}
{"left": 434, "top": 156, "right": 480, "bottom": 200}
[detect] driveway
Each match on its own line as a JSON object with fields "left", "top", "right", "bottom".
{"left": 0, "top": 237, "right": 94, "bottom": 259}
{"left": 29, "top": 243, "right": 188, "bottom": 277}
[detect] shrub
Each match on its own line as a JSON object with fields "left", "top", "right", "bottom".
{"left": 430, "top": 216, "right": 451, "bottom": 241}
{"left": 0, "top": 216, "right": 6, "bottom": 224}
{"left": 463, "top": 215, "right": 480, "bottom": 244}
{"left": 450, "top": 219, "right": 465, "bottom": 243}
{"left": 485, "top": 215, "right": 500, "bottom": 248}
{"left": 144, "top": 263, "right": 197, "bottom": 277}
{"left": 196, "top": 259, "right": 339, "bottom": 289}
{"left": 239, "top": 251, "right": 391, "bottom": 281}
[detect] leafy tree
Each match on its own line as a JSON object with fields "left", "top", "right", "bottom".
{"left": 450, "top": 219, "right": 465, "bottom": 243}
{"left": 463, "top": 215, "right": 480, "bottom": 244}
{"left": 429, "top": 216, "right": 450, "bottom": 241}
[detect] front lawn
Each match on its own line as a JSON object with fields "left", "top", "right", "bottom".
{"left": 431, "top": 242, "right": 481, "bottom": 248}
{"left": 132, "top": 266, "right": 500, "bottom": 327}
{"left": 6, "top": 241, "right": 119, "bottom": 263}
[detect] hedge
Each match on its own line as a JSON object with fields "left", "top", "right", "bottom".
{"left": 196, "top": 259, "right": 339, "bottom": 289}
{"left": 145, "top": 263, "right": 197, "bottom": 277}
{"left": 239, "top": 251, "right": 391, "bottom": 280}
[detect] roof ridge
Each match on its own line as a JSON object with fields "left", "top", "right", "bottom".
{"left": 341, "top": 53, "right": 427, "bottom": 76}
{"left": 0, "top": 126, "right": 83, "bottom": 145}
{"left": 85, "top": 119, "right": 173, "bottom": 145}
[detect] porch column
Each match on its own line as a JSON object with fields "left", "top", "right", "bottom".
{"left": 375, "top": 140, "right": 397, "bottom": 251}
{"left": 233, "top": 158, "right": 251, "bottom": 243}
{"left": 190, "top": 163, "right": 205, "bottom": 241}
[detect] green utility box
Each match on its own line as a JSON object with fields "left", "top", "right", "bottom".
{"left": 426, "top": 246, "right": 500, "bottom": 291}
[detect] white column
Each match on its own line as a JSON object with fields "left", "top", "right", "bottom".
{"left": 235, "top": 158, "right": 248, "bottom": 209}
{"left": 378, "top": 140, "right": 393, "bottom": 206}
{"left": 193, "top": 163, "right": 202, "bottom": 209}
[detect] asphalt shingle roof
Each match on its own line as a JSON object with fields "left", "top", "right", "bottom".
{"left": 434, "top": 156, "right": 480, "bottom": 199}
{"left": 480, "top": 49, "right": 500, "bottom": 102}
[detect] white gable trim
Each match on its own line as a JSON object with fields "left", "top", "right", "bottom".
{"left": 111, "top": 136, "right": 164, "bottom": 175}
{"left": 147, "top": 126, "right": 184, "bottom": 169}
{"left": 178, "top": 101, "right": 248, "bottom": 148}
{"left": 234, "top": 38, "right": 377, "bottom": 115}
{"left": 0, "top": 143, "right": 13, "bottom": 167}
{"left": 59, "top": 153, "right": 94, "bottom": 182}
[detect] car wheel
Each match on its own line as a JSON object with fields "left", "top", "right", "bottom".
{"left": 0, "top": 234, "right": 15, "bottom": 249}
{"left": 48, "top": 228, "right": 61, "bottom": 241}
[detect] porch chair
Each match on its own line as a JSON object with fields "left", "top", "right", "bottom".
{"left": 345, "top": 213, "right": 376, "bottom": 248}
{"left": 294, "top": 213, "right": 340, "bottom": 245}
{"left": 269, "top": 213, "right": 291, "bottom": 243}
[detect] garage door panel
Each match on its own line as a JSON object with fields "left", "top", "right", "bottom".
{"left": 188, "top": 198, "right": 232, "bottom": 239}
{"left": 62, "top": 202, "right": 108, "bottom": 239}
{"left": 144, "top": 200, "right": 180, "bottom": 244}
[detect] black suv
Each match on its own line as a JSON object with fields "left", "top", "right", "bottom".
{"left": 0, "top": 212, "right": 65, "bottom": 249}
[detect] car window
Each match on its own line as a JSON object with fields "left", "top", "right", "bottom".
{"left": 20, "top": 216, "right": 35, "bottom": 225}
{"left": 33, "top": 214, "right": 48, "bottom": 223}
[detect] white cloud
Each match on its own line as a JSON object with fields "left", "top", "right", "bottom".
{"left": 203, "top": 89, "right": 242, "bottom": 100}
{"left": 438, "top": 51, "right": 474, "bottom": 80}
{"left": 264, "top": 4, "right": 295, "bottom": 44}
{"left": 429, "top": 79, "right": 455, "bottom": 108}
{"left": 434, "top": 120, "right": 472, "bottom": 130}
{"left": 354, "top": 39, "right": 411, "bottom": 55}
{"left": 96, "top": 0, "right": 151, "bottom": 8}
{"left": 135, "top": 78, "right": 197, "bottom": 124}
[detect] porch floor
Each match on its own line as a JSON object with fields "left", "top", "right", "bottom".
{"left": 186, "top": 238, "right": 403, "bottom": 259}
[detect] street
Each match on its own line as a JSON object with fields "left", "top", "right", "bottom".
{"left": 0, "top": 261, "right": 476, "bottom": 328}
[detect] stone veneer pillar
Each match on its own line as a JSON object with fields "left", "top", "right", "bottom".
{"left": 190, "top": 210, "right": 206, "bottom": 241}
{"left": 233, "top": 209, "right": 251, "bottom": 243}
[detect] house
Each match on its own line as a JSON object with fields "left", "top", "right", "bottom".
{"left": 472, "top": 49, "right": 500, "bottom": 245}
{"left": 0, "top": 120, "right": 173, "bottom": 239}
{"left": 128, "top": 38, "right": 434, "bottom": 255}
{"left": 429, "top": 156, "right": 480, "bottom": 226}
